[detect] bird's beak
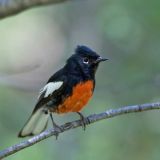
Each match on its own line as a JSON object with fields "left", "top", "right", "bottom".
{"left": 95, "top": 57, "right": 109, "bottom": 63}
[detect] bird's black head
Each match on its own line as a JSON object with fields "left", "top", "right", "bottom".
{"left": 66, "top": 45, "right": 108, "bottom": 79}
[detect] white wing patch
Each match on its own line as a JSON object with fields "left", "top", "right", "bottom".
{"left": 38, "top": 82, "right": 63, "bottom": 98}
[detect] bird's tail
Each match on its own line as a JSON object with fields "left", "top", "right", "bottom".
{"left": 18, "top": 108, "right": 49, "bottom": 137}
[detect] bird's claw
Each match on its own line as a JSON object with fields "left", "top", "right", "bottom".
{"left": 77, "top": 112, "right": 87, "bottom": 131}
{"left": 54, "top": 125, "right": 64, "bottom": 140}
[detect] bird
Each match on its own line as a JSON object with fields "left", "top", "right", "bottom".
{"left": 18, "top": 45, "right": 108, "bottom": 138}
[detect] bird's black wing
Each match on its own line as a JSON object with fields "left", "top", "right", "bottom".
{"left": 32, "top": 68, "right": 67, "bottom": 113}
{"left": 18, "top": 68, "right": 68, "bottom": 137}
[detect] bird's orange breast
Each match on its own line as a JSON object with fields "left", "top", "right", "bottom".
{"left": 55, "top": 80, "right": 94, "bottom": 114}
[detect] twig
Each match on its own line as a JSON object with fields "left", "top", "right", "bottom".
{"left": 0, "top": 0, "right": 70, "bottom": 19}
{"left": 0, "top": 102, "right": 160, "bottom": 159}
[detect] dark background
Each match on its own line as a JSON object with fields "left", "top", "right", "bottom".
{"left": 0, "top": 0, "right": 160, "bottom": 159}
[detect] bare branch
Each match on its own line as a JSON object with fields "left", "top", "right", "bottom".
{"left": 0, "top": 102, "right": 160, "bottom": 159}
{"left": 0, "top": 0, "right": 70, "bottom": 19}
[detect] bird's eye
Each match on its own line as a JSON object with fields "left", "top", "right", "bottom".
{"left": 83, "top": 57, "right": 89, "bottom": 64}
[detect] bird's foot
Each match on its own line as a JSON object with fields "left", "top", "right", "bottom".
{"left": 54, "top": 125, "right": 64, "bottom": 140}
{"left": 77, "top": 112, "right": 87, "bottom": 131}
{"left": 50, "top": 113, "right": 63, "bottom": 139}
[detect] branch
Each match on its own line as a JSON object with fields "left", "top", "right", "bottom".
{"left": 0, "top": 0, "right": 70, "bottom": 19}
{"left": 0, "top": 102, "right": 160, "bottom": 159}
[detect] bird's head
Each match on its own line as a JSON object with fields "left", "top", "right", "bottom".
{"left": 66, "top": 45, "right": 108, "bottom": 79}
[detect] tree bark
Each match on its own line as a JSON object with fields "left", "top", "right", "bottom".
{"left": 0, "top": 102, "right": 160, "bottom": 159}
{"left": 0, "top": 0, "right": 70, "bottom": 19}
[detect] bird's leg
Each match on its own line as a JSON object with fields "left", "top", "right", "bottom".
{"left": 49, "top": 113, "right": 63, "bottom": 139}
{"left": 76, "top": 112, "right": 86, "bottom": 131}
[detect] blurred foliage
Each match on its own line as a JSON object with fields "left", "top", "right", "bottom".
{"left": 0, "top": 0, "right": 160, "bottom": 160}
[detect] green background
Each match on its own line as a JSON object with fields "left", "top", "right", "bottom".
{"left": 0, "top": 0, "right": 160, "bottom": 159}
